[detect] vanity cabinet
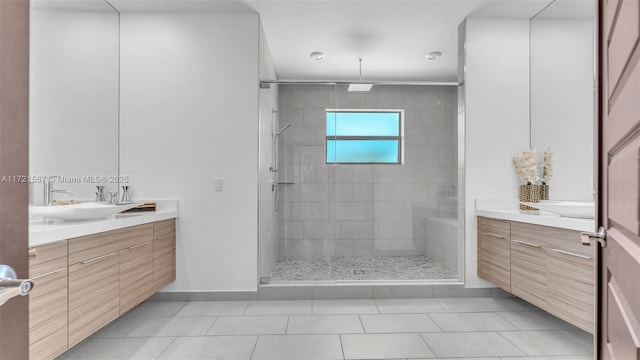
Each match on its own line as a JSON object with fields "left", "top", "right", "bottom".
{"left": 153, "top": 219, "right": 176, "bottom": 292}
{"left": 477, "top": 217, "right": 595, "bottom": 333}
{"left": 29, "top": 219, "right": 177, "bottom": 358}
{"left": 28, "top": 241, "right": 68, "bottom": 360}
{"left": 477, "top": 217, "right": 511, "bottom": 292}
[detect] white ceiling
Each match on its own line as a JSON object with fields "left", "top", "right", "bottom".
{"left": 109, "top": 0, "right": 581, "bottom": 81}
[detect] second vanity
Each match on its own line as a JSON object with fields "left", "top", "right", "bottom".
{"left": 476, "top": 200, "right": 595, "bottom": 334}
{"left": 28, "top": 201, "right": 178, "bottom": 360}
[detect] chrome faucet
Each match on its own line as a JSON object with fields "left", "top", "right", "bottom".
{"left": 43, "top": 181, "right": 73, "bottom": 206}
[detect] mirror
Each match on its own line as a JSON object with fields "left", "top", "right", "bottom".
{"left": 29, "top": 0, "right": 120, "bottom": 203}
{"left": 530, "top": 0, "right": 596, "bottom": 201}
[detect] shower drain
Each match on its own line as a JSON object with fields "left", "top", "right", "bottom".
{"left": 353, "top": 269, "right": 366, "bottom": 275}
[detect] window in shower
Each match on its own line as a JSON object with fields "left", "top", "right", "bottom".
{"left": 326, "top": 110, "right": 403, "bottom": 164}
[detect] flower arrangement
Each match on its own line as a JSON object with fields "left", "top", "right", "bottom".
{"left": 541, "top": 148, "right": 553, "bottom": 185}
{"left": 512, "top": 148, "right": 539, "bottom": 185}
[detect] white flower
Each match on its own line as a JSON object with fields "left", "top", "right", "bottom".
{"left": 512, "top": 148, "right": 540, "bottom": 184}
{"left": 542, "top": 148, "right": 553, "bottom": 184}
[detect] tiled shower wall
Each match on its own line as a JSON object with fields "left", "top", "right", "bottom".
{"left": 278, "top": 85, "right": 457, "bottom": 258}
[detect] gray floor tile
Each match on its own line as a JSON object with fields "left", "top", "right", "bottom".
{"left": 374, "top": 298, "right": 446, "bottom": 314}
{"left": 420, "top": 332, "right": 526, "bottom": 358}
{"left": 252, "top": 334, "right": 343, "bottom": 360}
{"left": 158, "top": 335, "right": 257, "bottom": 360}
{"left": 312, "top": 299, "right": 379, "bottom": 314}
{"left": 499, "top": 330, "right": 594, "bottom": 356}
{"left": 92, "top": 315, "right": 146, "bottom": 338}
{"left": 359, "top": 314, "right": 441, "bottom": 333}
{"left": 435, "top": 298, "right": 531, "bottom": 313}
{"left": 126, "top": 316, "right": 217, "bottom": 337}
{"left": 175, "top": 301, "right": 249, "bottom": 316}
{"left": 207, "top": 315, "right": 288, "bottom": 335}
{"left": 122, "top": 301, "right": 187, "bottom": 318}
{"left": 287, "top": 314, "right": 364, "bottom": 334}
{"left": 58, "top": 337, "right": 175, "bottom": 360}
{"left": 429, "top": 312, "right": 518, "bottom": 332}
{"left": 496, "top": 311, "right": 576, "bottom": 330}
{"left": 342, "top": 333, "right": 435, "bottom": 359}
{"left": 244, "top": 300, "right": 312, "bottom": 315}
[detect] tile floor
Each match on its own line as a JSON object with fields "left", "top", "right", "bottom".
{"left": 58, "top": 297, "right": 594, "bottom": 360}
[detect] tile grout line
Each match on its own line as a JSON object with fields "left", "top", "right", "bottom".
{"left": 248, "top": 335, "right": 260, "bottom": 360}
{"left": 424, "top": 313, "right": 444, "bottom": 333}
{"left": 203, "top": 316, "right": 220, "bottom": 336}
{"left": 416, "top": 331, "right": 438, "bottom": 358}
{"left": 356, "top": 314, "right": 367, "bottom": 334}
{"left": 154, "top": 336, "right": 178, "bottom": 360}
{"left": 496, "top": 330, "right": 530, "bottom": 357}
{"left": 338, "top": 333, "right": 346, "bottom": 360}
{"left": 284, "top": 315, "right": 290, "bottom": 334}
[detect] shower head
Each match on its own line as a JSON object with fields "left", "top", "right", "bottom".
{"left": 276, "top": 123, "right": 292, "bottom": 137}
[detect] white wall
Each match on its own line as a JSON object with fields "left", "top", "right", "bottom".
{"left": 120, "top": 12, "right": 260, "bottom": 291}
{"left": 258, "top": 23, "right": 280, "bottom": 279}
{"left": 530, "top": 19, "right": 594, "bottom": 201}
{"left": 461, "top": 18, "right": 531, "bottom": 287}
{"left": 30, "top": 6, "right": 119, "bottom": 201}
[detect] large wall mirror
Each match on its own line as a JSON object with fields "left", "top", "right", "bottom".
{"left": 530, "top": 0, "right": 596, "bottom": 202}
{"left": 30, "top": 0, "right": 120, "bottom": 203}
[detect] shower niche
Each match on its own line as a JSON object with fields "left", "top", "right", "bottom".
{"left": 261, "top": 84, "right": 460, "bottom": 283}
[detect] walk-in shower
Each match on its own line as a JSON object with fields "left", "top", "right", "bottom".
{"left": 259, "top": 83, "right": 461, "bottom": 284}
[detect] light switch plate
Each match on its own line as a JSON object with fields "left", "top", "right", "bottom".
{"left": 214, "top": 178, "right": 223, "bottom": 191}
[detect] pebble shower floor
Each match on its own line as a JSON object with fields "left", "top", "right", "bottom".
{"left": 268, "top": 256, "right": 457, "bottom": 282}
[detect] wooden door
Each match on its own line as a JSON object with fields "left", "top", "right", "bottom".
{"left": 599, "top": 0, "right": 640, "bottom": 358}
{"left": 0, "top": 0, "right": 30, "bottom": 358}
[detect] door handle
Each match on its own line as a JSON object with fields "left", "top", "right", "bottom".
{"left": 581, "top": 226, "right": 606, "bottom": 248}
{"left": 0, "top": 264, "right": 33, "bottom": 307}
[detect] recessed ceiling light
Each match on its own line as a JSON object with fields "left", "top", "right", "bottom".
{"left": 426, "top": 51, "right": 442, "bottom": 60}
{"left": 310, "top": 51, "right": 325, "bottom": 61}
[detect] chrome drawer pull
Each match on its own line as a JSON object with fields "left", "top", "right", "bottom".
{"left": 156, "top": 234, "right": 174, "bottom": 241}
{"left": 32, "top": 267, "right": 67, "bottom": 281}
{"left": 481, "top": 232, "right": 505, "bottom": 239}
{"left": 128, "top": 241, "right": 152, "bottom": 250}
{"left": 81, "top": 252, "right": 117, "bottom": 265}
{"left": 28, "top": 249, "right": 37, "bottom": 258}
{"left": 550, "top": 248, "right": 592, "bottom": 260}
{"left": 512, "top": 239, "right": 541, "bottom": 248}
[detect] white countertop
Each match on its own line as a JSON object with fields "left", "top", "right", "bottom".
{"left": 476, "top": 199, "right": 595, "bottom": 232}
{"left": 29, "top": 200, "right": 178, "bottom": 247}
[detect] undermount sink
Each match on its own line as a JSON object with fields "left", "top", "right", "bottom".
{"left": 519, "top": 200, "right": 595, "bottom": 219}
{"left": 29, "top": 202, "right": 142, "bottom": 221}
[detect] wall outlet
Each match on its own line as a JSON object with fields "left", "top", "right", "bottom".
{"left": 214, "top": 178, "right": 223, "bottom": 191}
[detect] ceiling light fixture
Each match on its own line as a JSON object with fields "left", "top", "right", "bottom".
{"left": 310, "top": 51, "right": 325, "bottom": 61}
{"left": 348, "top": 58, "right": 373, "bottom": 92}
{"left": 426, "top": 51, "right": 442, "bottom": 60}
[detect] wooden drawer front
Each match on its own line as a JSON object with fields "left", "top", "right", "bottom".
{"left": 511, "top": 222, "right": 590, "bottom": 257}
{"left": 68, "top": 252, "right": 120, "bottom": 347}
{"left": 29, "top": 268, "right": 68, "bottom": 360}
{"left": 478, "top": 217, "right": 510, "bottom": 238}
{"left": 69, "top": 224, "right": 153, "bottom": 265}
{"left": 478, "top": 232, "right": 510, "bottom": 291}
{"left": 154, "top": 233, "right": 175, "bottom": 291}
{"left": 510, "top": 240, "right": 547, "bottom": 309}
{"left": 120, "top": 241, "right": 154, "bottom": 314}
{"left": 547, "top": 248, "right": 595, "bottom": 333}
{"left": 154, "top": 219, "right": 175, "bottom": 240}
{"left": 29, "top": 240, "right": 67, "bottom": 278}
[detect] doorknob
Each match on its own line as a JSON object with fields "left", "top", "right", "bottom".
{"left": 581, "top": 226, "right": 606, "bottom": 248}
{"left": 0, "top": 264, "right": 33, "bottom": 307}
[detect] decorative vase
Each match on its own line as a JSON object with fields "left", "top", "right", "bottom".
{"left": 519, "top": 184, "right": 540, "bottom": 210}
{"left": 539, "top": 183, "right": 549, "bottom": 200}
